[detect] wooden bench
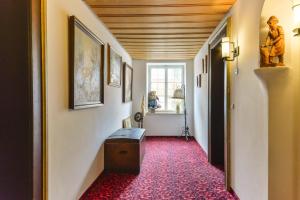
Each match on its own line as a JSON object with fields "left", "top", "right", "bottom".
{"left": 104, "top": 128, "right": 146, "bottom": 173}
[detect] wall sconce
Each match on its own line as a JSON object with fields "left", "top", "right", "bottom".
{"left": 293, "top": 3, "right": 300, "bottom": 36}
{"left": 221, "top": 37, "right": 239, "bottom": 61}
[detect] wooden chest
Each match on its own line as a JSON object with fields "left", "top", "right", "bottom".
{"left": 104, "top": 128, "right": 146, "bottom": 173}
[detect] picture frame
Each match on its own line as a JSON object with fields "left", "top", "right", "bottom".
{"left": 107, "top": 44, "right": 122, "bottom": 87}
{"left": 205, "top": 55, "right": 208, "bottom": 73}
{"left": 202, "top": 58, "right": 205, "bottom": 73}
{"left": 198, "top": 74, "right": 202, "bottom": 88}
{"left": 122, "top": 62, "right": 133, "bottom": 102}
{"left": 69, "top": 16, "right": 104, "bottom": 109}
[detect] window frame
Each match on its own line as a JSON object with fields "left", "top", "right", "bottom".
{"left": 147, "top": 63, "right": 186, "bottom": 113}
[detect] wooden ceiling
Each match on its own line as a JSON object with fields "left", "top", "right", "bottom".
{"left": 84, "top": 0, "right": 235, "bottom": 60}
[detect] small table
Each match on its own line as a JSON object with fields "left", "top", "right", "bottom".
{"left": 104, "top": 128, "right": 146, "bottom": 173}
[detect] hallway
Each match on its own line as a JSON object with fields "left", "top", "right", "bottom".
{"left": 80, "top": 137, "right": 237, "bottom": 200}
{"left": 2, "top": 0, "right": 300, "bottom": 199}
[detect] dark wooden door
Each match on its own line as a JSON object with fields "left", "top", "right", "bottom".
{"left": 208, "top": 21, "right": 232, "bottom": 190}
{"left": 208, "top": 41, "right": 225, "bottom": 169}
{"left": 0, "top": 1, "right": 43, "bottom": 199}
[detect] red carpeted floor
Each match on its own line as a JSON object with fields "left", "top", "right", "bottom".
{"left": 80, "top": 137, "right": 238, "bottom": 200}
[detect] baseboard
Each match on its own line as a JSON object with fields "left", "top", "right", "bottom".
{"left": 146, "top": 136, "right": 195, "bottom": 140}
{"left": 79, "top": 169, "right": 106, "bottom": 199}
{"left": 145, "top": 133, "right": 194, "bottom": 137}
{"left": 146, "top": 134, "right": 181, "bottom": 136}
{"left": 229, "top": 187, "right": 240, "bottom": 199}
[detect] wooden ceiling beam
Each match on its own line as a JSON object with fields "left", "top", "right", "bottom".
{"left": 111, "top": 28, "right": 214, "bottom": 34}
{"left": 105, "top": 22, "right": 219, "bottom": 28}
{"left": 116, "top": 35, "right": 209, "bottom": 39}
{"left": 115, "top": 32, "right": 211, "bottom": 35}
{"left": 131, "top": 55, "right": 196, "bottom": 59}
{"left": 131, "top": 56, "right": 196, "bottom": 59}
{"left": 121, "top": 43, "right": 204, "bottom": 46}
{"left": 102, "top": 19, "right": 220, "bottom": 23}
{"left": 122, "top": 47, "right": 204, "bottom": 50}
{"left": 120, "top": 44, "right": 205, "bottom": 47}
{"left": 118, "top": 38, "right": 207, "bottom": 41}
{"left": 133, "top": 57, "right": 195, "bottom": 60}
{"left": 109, "top": 26, "right": 215, "bottom": 30}
{"left": 123, "top": 45, "right": 202, "bottom": 48}
{"left": 124, "top": 43, "right": 201, "bottom": 45}
{"left": 132, "top": 54, "right": 195, "bottom": 56}
{"left": 132, "top": 53, "right": 195, "bottom": 55}
{"left": 99, "top": 15, "right": 224, "bottom": 23}
{"left": 91, "top": 6, "right": 230, "bottom": 15}
{"left": 122, "top": 43, "right": 203, "bottom": 48}
{"left": 128, "top": 49, "right": 199, "bottom": 52}
{"left": 84, "top": 0, "right": 235, "bottom": 6}
{"left": 133, "top": 53, "right": 200, "bottom": 55}
{"left": 98, "top": 13, "right": 225, "bottom": 17}
{"left": 125, "top": 49, "right": 201, "bottom": 52}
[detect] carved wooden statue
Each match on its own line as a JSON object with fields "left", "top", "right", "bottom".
{"left": 260, "top": 16, "right": 285, "bottom": 66}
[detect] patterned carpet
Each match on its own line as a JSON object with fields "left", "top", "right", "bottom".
{"left": 80, "top": 137, "right": 238, "bottom": 200}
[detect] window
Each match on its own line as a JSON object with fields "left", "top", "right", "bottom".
{"left": 147, "top": 63, "right": 185, "bottom": 113}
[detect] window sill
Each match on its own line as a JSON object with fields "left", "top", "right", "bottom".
{"left": 146, "top": 111, "right": 184, "bottom": 115}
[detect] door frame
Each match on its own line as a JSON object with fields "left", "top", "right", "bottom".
{"left": 207, "top": 17, "right": 232, "bottom": 190}
{"left": 41, "top": 0, "right": 48, "bottom": 199}
{"left": 31, "top": 0, "right": 47, "bottom": 199}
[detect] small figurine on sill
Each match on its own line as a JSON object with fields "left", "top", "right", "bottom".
{"left": 148, "top": 91, "right": 161, "bottom": 113}
{"left": 260, "top": 16, "right": 285, "bottom": 67}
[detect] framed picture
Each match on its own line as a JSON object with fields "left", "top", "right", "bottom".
{"left": 202, "top": 58, "right": 205, "bottom": 73}
{"left": 107, "top": 44, "right": 122, "bottom": 87}
{"left": 205, "top": 55, "right": 208, "bottom": 73}
{"left": 198, "top": 74, "right": 202, "bottom": 88}
{"left": 69, "top": 16, "right": 104, "bottom": 109}
{"left": 122, "top": 63, "right": 133, "bottom": 102}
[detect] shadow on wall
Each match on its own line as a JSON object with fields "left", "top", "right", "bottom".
{"left": 260, "top": 16, "right": 268, "bottom": 46}
{"left": 77, "top": 144, "right": 104, "bottom": 198}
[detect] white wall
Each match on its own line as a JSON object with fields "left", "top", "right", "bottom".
{"left": 193, "top": 45, "right": 209, "bottom": 154}
{"left": 194, "top": 0, "right": 300, "bottom": 199}
{"left": 194, "top": 1, "right": 268, "bottom": 199}
{"left": 260, "top": 1, "right": 295, "bottom": 199}
{"left": 132, "top": 60, "right": 194, "bottom": 136}
{"left": 229, "top": 1, "right": 268, "bottom": 199}
{"left": 47, "top": 0, "right": 132, "bottom": 199}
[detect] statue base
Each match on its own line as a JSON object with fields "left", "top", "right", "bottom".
{"left": 261, "top": 63, "right": 285, "bottom": 68}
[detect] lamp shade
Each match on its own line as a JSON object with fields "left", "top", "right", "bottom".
{"left": 293, "top": 2, "right": 300, "bottom": 36}
{"left": 221, "top": 37, "right": 231, "bottom": 58}
{"left": 172, "top": 88, "right": 184, "bottom": 99}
